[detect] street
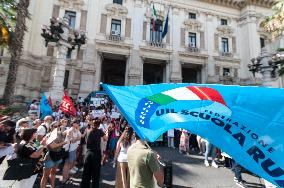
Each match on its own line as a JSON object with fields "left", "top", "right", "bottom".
{"left": 0, "top": 147, "right": 265, "bottom": 188}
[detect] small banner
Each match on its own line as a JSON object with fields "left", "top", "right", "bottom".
{"left": 102, "top": 83, "right": 284, "bottom": 187}
{"left": 59, "top": 91, "right": 76, "bottom": 117}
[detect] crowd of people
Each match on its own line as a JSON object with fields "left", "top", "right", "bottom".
{"left": 0, "top": 95, "right": 271, "bottom": 188}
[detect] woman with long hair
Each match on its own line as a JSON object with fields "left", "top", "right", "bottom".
{"left": 114, "top": 127, "right": 134, "bottom": 188}
{"left": 14, "top": 128, "right": 46, "bottom": 188}
{"left": 40, "top": 121, "right": 67, "bottom": 188}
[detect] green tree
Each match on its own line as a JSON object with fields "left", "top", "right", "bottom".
{"left": 2, "top": 0, "right": 30, "bottom": 105}
{"left": 261, "top": 0, "right": 284, "bottom": 36}
{"left": 0, "top": 0, "right": 17, "bottom": 47}
{"left": 261, "top": 0, "right": 284, "bottom": 76}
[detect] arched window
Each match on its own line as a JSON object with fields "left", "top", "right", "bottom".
{"left": 150, "top": 19, "right": 163, "bottom": 43}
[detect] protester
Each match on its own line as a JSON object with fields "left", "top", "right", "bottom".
{"left": 40, "top": 121, "right": 67, "bottom": 188}
{"left": 127, "top": 133, "right": 164, "bottom": 188}
{"left": 231, "top": 159, "right": 248, "bottom": 188}
{"left": 33, "top": 119, "right": 42, "bottom": 129}
{"left": 179, "top": 129, "right": 189, "bottom": 154}
{"left": 15, "top": 128, "right": 46, "bottom": 188}
{"left": 114, "top": 127, "right": 133, "bottom": 188}
{"left": 37, "top": 116, "right": 53, "bottom": 141}
{"left": 62, "top": 119, "right": 81, "bottom": 182}
{"left": 80, "top": 119, "right": 109, "bottom": 188}
{"left": 204, "top": 140, "right": 218, "bottom": 168}
{"left": 167, "top": 129, "right": 175, "bottom": 148}
{"left": 0, "top": 119, "right": 16, "bottom": 164}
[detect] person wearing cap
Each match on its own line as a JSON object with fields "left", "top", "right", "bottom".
{"left": 14, "top": 128, "right": 46, "bottom": 188}
{"left": 15, "top": 118, "right": 30, "bottom": 142}
{"left": 37, "top": 116, "right": 53, "bottom": 142}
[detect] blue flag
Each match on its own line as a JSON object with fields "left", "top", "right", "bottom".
{"left": 102, "top": 83, "right": 284, "bottom": 187}
{"left": 162, "top": 9, "right": 169, "bottom": 39}
{"left": 40, "top": 93, "right": 53, "bottom": 119}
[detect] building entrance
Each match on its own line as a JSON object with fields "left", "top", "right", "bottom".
{"left": 101, "top": 58, "right": 126, "bottom": 86}
{"left": 182, "top": 66, "right": 200, "bottom": 83}
{"left": 143, "top": 63, "right": 165, "bottom": 84}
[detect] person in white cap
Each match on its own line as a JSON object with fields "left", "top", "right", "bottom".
{"left": 37, "top": 116, "right": 53, "bottom": 141}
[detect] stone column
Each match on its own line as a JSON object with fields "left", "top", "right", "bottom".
{"left": 127, "top": 50, "right": 142, "bottom": 85}
{"left": 259, "top": 48, "right": 274, "bottom": 87}
{"left": 49, "top": 17, "right": 71, "bottom": 102}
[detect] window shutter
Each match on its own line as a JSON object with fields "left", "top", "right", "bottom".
{"left": 200, "top": 31, "right": 205, "bottom": 49}
{"left": 100, "top": 14, "right": 107, "bottom": 34}
{"left": 232, "top": 36, "right": 236, "bottom": 53}
{"left": 166, "top": 26, "right": 170, "bottom": 44}
{"left": 214, "top": 34, "right": 219, "bottom": 51}
{"left": 180, "top": 28, "right": 185, "bottom": 46}
{"left": 47, "top": 46, "right": 54, "bottom": 57}
{"left": 143, "top": 21, "right": 147, "bottom": 40}
{"left": 125, "top": 18, "right": 131, "bottom": 38}
{"left": 52, "top": 5, "right": 60, "bottom": 18}
{"left": 80, "top": 10, "right": 87, "bottom": 31}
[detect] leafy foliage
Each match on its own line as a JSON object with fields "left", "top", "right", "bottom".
{"left": 260, "top": 0, "right": 284, "bottom": 37}
{"left": 0, "top": 0, "right": 17, "bottom": 47}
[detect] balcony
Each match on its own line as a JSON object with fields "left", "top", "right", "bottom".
{"left": 220, "top": 52, "right": 233, "bottom": 57}
{"left": 105, "top": 34, "right": 124, "bottom": 42}
{"left": 187, "top": 46, "right": 199, "bottom": 53}
{"left": 146, "top": 41, "right": 166, "bottom": 48}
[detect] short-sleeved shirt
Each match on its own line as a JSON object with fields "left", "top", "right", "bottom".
{"left": 86, "top": 129, "right": 105, "bottom": 151}
{"left": 127, "top": 142, "right": 161, "bottom": 188}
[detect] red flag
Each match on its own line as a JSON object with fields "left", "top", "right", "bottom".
{"left": 48, "top": 96, "right": 53, "bottom": 108}
{"left": 59, "top": 91, "right": 77, "bottom": 116}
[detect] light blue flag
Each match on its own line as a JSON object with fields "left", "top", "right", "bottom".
{"left": 40, "top": 93, "right": 52, "bottom": 119}
{"left": 102, "top": 83, "right": 284, "bottom": 187}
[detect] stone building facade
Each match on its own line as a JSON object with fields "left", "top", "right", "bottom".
{"left": 0, "top": 0, "right": 277, "bottom": 101}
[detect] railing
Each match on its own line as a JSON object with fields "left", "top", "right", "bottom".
{"left": 187, "top": 46, "right": 199, "bottom": 53}
{"left": 106, "top": 35, "right": 124, "bottom": 42}
{"left": 220, "top": 52, "right": 233, "bottom": 57}
{"left": 146, "top": 41, "right": 166, "bottom": 48}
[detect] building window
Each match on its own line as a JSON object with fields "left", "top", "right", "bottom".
{"left": 111, "top": 19, "right": 121, "bottom": 36}
{"left": 113, "top": 0, "right": 122, "bottom": 5}
{"left": 63, "top": 70, "right": 70, "bottom": 89}
{"left": 188, "top": 32, "right": 197, "bottom": 47}
{"left": 221, "top": 38, "right": 229, "bottom": 53}
{"left": 150, "top": 19, "right": 163, "bottom": 43}
{"left": 223, "top": 68, "right": 230, "bottom": 76}
{"left": 189, "top": 12, "right": 196, "bottom": 19}
{"left": 221, "top": 19, "right": 228, "bottom": 26}
{"left": 260, "top": 37, "right": 265, "bottom": 48}
{"left": 65, "top": 11, "right": 76, "bottom": 29}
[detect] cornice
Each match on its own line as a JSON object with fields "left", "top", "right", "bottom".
{"left": 183, "top": 19, "right": 203, "bottom": 32}
{"left": 58, "top": 0, "right": 85, "bottom": 10}
{"left": 105, "top": 3, "right": 128, "bottom": 18}
{"left": 198, "top": 0, "right": 275, "bottom": 9}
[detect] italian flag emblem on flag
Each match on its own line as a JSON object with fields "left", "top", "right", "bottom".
{"left": 135, "top": 86, "right": 228, "bottom": 128}
{"left": 151, "top": 3, "right": 157, "bottom": 31}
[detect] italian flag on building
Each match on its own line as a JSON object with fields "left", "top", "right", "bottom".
{"left": 135, "top": 86, "right": 228, "bottom": 128}
{"left": 151, "top": 3, "right": 157, "bottom": 31}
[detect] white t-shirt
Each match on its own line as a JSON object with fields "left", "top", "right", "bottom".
{"left": 67, "top": 128, "right": 81, "bottom": 152}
